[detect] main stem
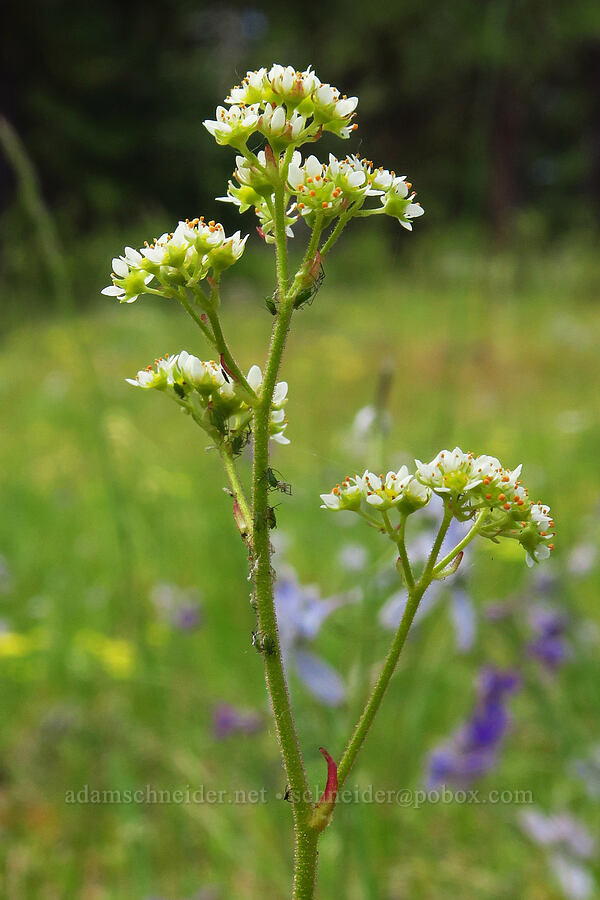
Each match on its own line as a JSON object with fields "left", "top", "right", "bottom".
{"left": 251, "top": 182, "right": 317, "bottom": 899}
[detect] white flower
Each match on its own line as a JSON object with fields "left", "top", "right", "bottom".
{"left": 222, "top": 65, "right": 357, "bottom": 142}
{"left": 126, "top": 354, "right": 179, "bottom": 389}
{"left": 175, "top": 352, "right": 226, "bottom": 392}
{"left": 320, "top": 476, "right": 362, "bottom": 512}
{"left": 381, "top": 177, "right": 425, "bottom": 229}
{"left": 355, "top": 467, "right": 431, "bottom": 512}
{"left": 101, "top": 246, "right": 154, "bottom": 303}
{"left": 261, "top": 103, "right": 286, "bottom": 135}
{"left": 208, "top": 230, "right": 249, "bottom": 272}
{"left": 203, "top": 104, "right": 261, "bottom": 145}
{"left": 416, "top": 448, "right": 481, "bottom": 495}
{"left": 267, "top": 64, "right": 319, "bottom": 103}
{"left": 246, "top": 365, "right": 290, "bottom": 443}
{"left": 357, "top": 467, "right": 409, "bottom": 510}
{"left": 531, "top": 503, "right": 553, "bottom": 533}
{"left": 226, "top": 68, "right": 269, "bottom": 105}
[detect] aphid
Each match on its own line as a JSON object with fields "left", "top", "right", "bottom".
{"left": 231, "top": 428, "right": 252, "bottom": 457}
{"left": 266, "top": 505, "right": 278, "bottom": 529}
{"left": 209, "top": 406, "right": 230, "bottom": 438}
{"left": 251, "top": 630, "right": 275, "bottom": 655}
{"left": 265, "top": 296, "right": 277, "bottom": 316}
{"left": 264, "top": 467, "right": 292, "bottom": 495}
{"left": 293, "top": 254, "right": 326, "bottom": 310}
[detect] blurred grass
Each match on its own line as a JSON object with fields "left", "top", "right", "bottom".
{"left": 0, "top": 235, "right": 599, "bottom": 899}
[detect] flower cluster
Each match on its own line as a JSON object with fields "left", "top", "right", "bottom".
{"left": 102, "top": 219, "right": 248, "bottom": 303}
{"left": 287, "top": 154, "right": 423, "bottom": 229}
{"left": 414, "top": 447, "right": 555, "bottom": 565}
{"left": 321, "top": 450, "right": 555, "bottom": 566}
{"left": 320, "top": 465, "right": 430, "bottom": 515}
{"left": 219, "top": 150, "right": 424, "bottom": 238}
{"left": 204, "top": 65, "right": 358, "bottom": 149}
{"left": 127, "top": 353, "right": 289, "bottom": 446}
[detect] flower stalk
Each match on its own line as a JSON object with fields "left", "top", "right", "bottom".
{"left": 105, "top": 63, "right": 554, "bottom": 900}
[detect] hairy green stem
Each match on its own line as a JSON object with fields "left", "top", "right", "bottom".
{"left": 420, "top": 504, "right": 453, "bottom": 584}
{"left": 220, "top": 445, "right": 252, "bottom": 538}
{"left": 337, "top": 504, "right": 453, "bottom": 789}
{"left": 320, "top": 213, "right": 350, "bottom": 258}
{"left": 176, "top": 290, "right": 216, "bottom": 346}
{"left": 288, "top": 216, "right": 324, "bottom": 301}
{"left": 433, "top": 508, "right": 488, "bottom": 575}
{"left": 204, "top": 297, "right": 257, "bottom": 399}
{"left": 381, "top": 510, "right": 415, "bottom": 589}
{"left": 251, "top": 182, "right": 316, "bottom": 898}
{"left": 337, "top": 581, "right": 425, "bottom": 787}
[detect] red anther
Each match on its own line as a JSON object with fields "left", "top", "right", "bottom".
{"left": 318, "top": 747, "right": 338, "bottom": 805}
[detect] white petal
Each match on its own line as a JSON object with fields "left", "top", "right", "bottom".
{"left": 247, "top": 365, "right": 263, "bottom": 391}
{"left": 306, "top": 155, "right": 322, "bottom": 178}
{"left": 287, "top": 165, "right": 303, "bottom": 189}
{"left": 112, "top": 258, "right": 129, "bottom": 277}
{"left": 273, "top": 382, "right": 288, "bottom": 405}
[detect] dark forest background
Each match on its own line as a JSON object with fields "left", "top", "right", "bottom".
{"left": 2, "top": 0, "right": 600, "bottom": 248}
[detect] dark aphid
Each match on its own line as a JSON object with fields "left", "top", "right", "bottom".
{"left": 265, "top": 467, "right": 292, "bottom": 495}
{"left": 292, "top": 287, "right": 313, "bottom": 309}
{"left": 292, "top": 262, "right": 326, "bottom": 310}
{"left": 265, "top": 296, "right": 277, "bottom": 316}
{"left": 209, "top": 405, "right": 230, "bottom": 437}
{"left": 231, "top": 428, "right": 252, "bottom": 457}
{"left": 252, "top": 630, "right": 276, "bottom": 655}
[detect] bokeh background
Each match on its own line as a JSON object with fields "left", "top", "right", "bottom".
{"left": 1, "top": 2, "right": 600, "bottom": 898}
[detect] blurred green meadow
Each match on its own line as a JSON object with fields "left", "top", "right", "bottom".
{"left": 1, "top": 224, "right": 599, "bottom": 898}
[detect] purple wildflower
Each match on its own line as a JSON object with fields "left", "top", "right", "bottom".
{"left": 171, "top": 604, "right": 203, "bottom": 631}
{"left": 519, "top": 809, "right": 597, "bottom": 899}
{"left": 150, "top": 583, "right": 203, "bottom": 631}
{"left": 571, "top": 744, "right": 600, "bottom": 800}
{"left": 527, "top": 606, "right": 570, "bottom": 671}
{"left": 549, "top": 856, "right": 596, "bottom": 900}
{"left": 567, "top": 542, "right": 597, "bottom": 578}
{"left": 427, "top": 666, "right": 521, "bottom": 788}
{"left": 212, "top": 703, "right": 263, "bottom": 740}
{"left": 274, "top": 566, "right": 356, "bottom": 707}
{"left": 519, "top": 809, "right": 595, "bottom": 859}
